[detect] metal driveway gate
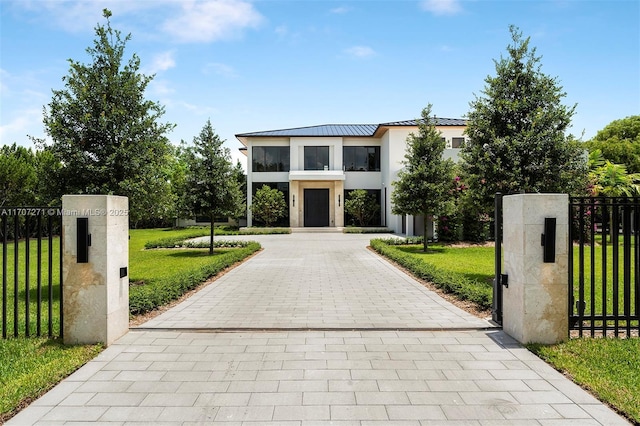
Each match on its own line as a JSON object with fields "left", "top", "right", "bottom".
{"left": 569, "top": 197, "right": 639, "bottom": 337}
{"left": 1, "top": 207, "right": 63, "bottom": 339}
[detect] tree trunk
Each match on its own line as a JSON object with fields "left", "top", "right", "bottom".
{"left": 209, "top": 212, "right": 214, "bottom": 255}
{"left": 422, "top": 214, "right": 428, "bottom": 253}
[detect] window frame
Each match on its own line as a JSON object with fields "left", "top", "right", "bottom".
{"left": 343, "top": 146, "right": 381, "bottom": 172}
{"left": 252, "top": 146, "right": 290, "bottom": 172}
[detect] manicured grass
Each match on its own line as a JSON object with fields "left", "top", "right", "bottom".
{"left": 394, "top": 244, "right": 494, "bottom": 287}
{"left": 529, "top": 338, "right": 640, "bottom": 424}
{"left": 129, "top": 229, "right": 260, "bottom": 315}
{"left": 0, "top": 237, "right": 62, "bottom": 338}
{"left": 370, "top": 239, "right": 494, "bottom": 310}
{"left": 571, "top": 242, "right": 637, "bottom": 326}
{"left": 0, "top": 337, "right": 102, "bottom": 423}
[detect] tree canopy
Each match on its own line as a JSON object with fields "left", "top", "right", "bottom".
{"left": 585, "top": 115, "right": 640, "bottom": 174}
{"left": 40, "top": 9, "right": 175, "bottom": 225}
{"left": 391, "top": 104, "right": 454, "bottom": 251}
{"left": 250, "top": 185, "right": 287, "bottom": 227}
{"left": 344, "top": 189, "right": 379, "bottom": 227}
{"left": 182, "top": 119, "right": 242, "bottom": 253}
{"left": 460, "top": 25, "right": 587, "bottom": 212}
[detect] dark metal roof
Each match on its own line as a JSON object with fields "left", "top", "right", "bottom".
{"left": 380, "top": 118, "right": 467, "bottom": 126}
{"left": 235, "top": 118, "right": 466, "bottom": 140}
{"left": 236, "top": 124, "right": 378, "bottom": 138}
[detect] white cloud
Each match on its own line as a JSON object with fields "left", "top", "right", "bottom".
{"left": 15, "top": 0, "right": 154, "bottom": 33}
{"left": 204, "top": 62, "right": 237, "bottom": 78}
{"left": 146, "top": 51, "right": 176, "bottom": 75}
{"left": 0, "top": 108, "right": 44, "bottom": 145}
{"left": 275, "top": 25, "right": 288, "bottom": 37}
{"left": 345, "top": 46, "right": 376, "bottom": 58}
{"left": 149, "top": 79, "right": 175, "bottom": 96}
{"left": 420, "top": 0, "right": 463, "bottom": 16}
{"left": 330, "top": 6, "right": 351, "bottom": 14}
{"left": 162, "top": 0, "right": 263, "bottom": 43}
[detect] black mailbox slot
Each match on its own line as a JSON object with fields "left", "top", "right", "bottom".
{"left": 77, "top": 217, "right": 91, "bottom": 263}
{"left": 541, "top": 217, "right": 556, "bottom": 263}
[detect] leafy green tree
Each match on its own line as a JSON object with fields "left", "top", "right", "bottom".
{"left": 250, "top": 185, "right": 287, "bottom": 227}
{"left": 585, "top": 116, "right": 640, "bottom": 173}
{"left": 344, "top": 189, "right": 379, "bottom": 227}
{"left": 39, "top": 9, "right": 175, "bottom": 226}
{"left": 184, "top": 119, "right": 242, "bottom": 254}
{"left": 232, "top": 160, "right": 247, "bottom": 224}
{"left": 588, "top": 150, "right": 640, "bottom": 197}
{"left": 460, "top": 25, "right": 587, "bottom": 216}
{"left": 391, "top": 104, "right": 455, "bottom": 252}
{"left": 0, "top": 144, "right": 37, "bottom": 206}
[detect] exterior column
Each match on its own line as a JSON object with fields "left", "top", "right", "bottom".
{"left": 502, "top": 193, "right": 569, "bottom": 344}
{"left": 62, "top": 195, "right": 129, "bottom": 346}
{"left": 335, "top": 180, "right": 344, "bottom": 227}
{"left": 290, "top": 181, "right": 300, "bottom": 227}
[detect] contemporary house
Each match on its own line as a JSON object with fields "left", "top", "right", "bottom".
{"left": 236, "top": 118, "right": 467, "bottom": 235}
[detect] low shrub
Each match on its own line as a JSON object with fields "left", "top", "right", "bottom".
{"left": 370, "top": 238, "right": 492, "bottom": 310}
{"left": 343, "top": 227, "right": 394, "bottom": 234}
{"left": 239, "top": 227, "right": 291, "bottom": 235}
{"left": 129, "top": 242, "right": 260, "bottom": 315}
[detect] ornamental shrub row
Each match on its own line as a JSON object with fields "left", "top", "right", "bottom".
{"left": 129, "top": 242, "right": 261, "bottom": 315}
{"left": 370, "top": 238, "right": 492, "bottom": 311}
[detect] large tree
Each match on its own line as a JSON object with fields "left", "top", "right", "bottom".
{"left": 585, "top": 115, "right": 640, "bottom": 173}
{"left": 460, "top": 25, "right": 587, "bottom": 214}
{"left": 391, "top": 104, "right": 455, "bottom": 252}
{"left": 40, "top": 9, "right": 175, "bottom": 225}
{"left": 0, "top": 144, "right": 37, "bottom": 207}
{"left": 183, "top": 120, "right": 242, "bottom": 254}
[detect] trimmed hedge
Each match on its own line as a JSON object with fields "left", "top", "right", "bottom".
{"left": 239, "top": 227, "right": 291, "bottom": 235}
{"left": 130, "top": 242, "right": 260, "bottom": 315}
{"left": 370, "top": 238, "right": 492, "bottom": 311}
{"left": 145, "top": 237, "right": 252, "bottom": 249}
{"left": 343, "top": 227, "right": 394, "bottom": 234}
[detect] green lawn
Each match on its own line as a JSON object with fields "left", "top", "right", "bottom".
{"left": 571, "top": 242, "right": 638, "bottom": 331}
{"left": 0, "top": 227, "right": 259, "bottom": 422}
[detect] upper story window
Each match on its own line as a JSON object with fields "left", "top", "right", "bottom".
{"left": 451, "top": 137, "right": 465, "bottom": 148}
{"left": 252, "top": 146, "right": 290, "bottom": 172}
{"left": 304, "top": 146, "right": 329, "bottom": 171}
{"left": 343, "top": 146, "right": 380, "bottom": 172}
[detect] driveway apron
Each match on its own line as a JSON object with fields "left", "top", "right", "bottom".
{"left": 8, "top": 233, "right": 630, "bottom": 425}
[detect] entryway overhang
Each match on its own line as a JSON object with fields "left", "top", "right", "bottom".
{"left": 289, "top": 170, "right": 346, "bottom": 181}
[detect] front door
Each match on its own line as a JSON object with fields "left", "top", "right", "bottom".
{"left": 304, "top": 189, "right": 329, "bottom": 227}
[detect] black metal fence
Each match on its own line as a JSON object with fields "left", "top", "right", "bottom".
{"left": 1, "top": 207, "right": 63, "bottom": 339}
{"left": 569, "top": 197, "right": 639, "bottom": 338}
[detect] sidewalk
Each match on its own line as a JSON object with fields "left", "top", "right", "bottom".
{"left": 8, "top": 233, "right": 630, "bottom": 425}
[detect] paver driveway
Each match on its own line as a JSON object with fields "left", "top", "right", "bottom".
{"left": 8, "top": 233, "right": 630, "bottom": 425}
{"left": 138, "top": 233, "right": 492, "bottom": 330}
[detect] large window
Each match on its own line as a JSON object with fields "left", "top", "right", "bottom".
{"left": 252, "top": 146, "right": 290, "bottom": 172}
{"left": 451, "top": 137, "right": 465, "bottom": 148}
{"left": 343, "top": 146, "right": 380, "bottom": 171}
{"left": 304, "top": 146, "right": 329, "bottom": 171}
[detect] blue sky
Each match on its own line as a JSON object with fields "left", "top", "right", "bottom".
{"left": 1, "top": 0, "right": 639, "bottom": 166}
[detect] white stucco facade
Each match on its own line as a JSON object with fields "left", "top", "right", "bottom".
{"left": 237, "top": 119, "right": 467, "bottom": 235}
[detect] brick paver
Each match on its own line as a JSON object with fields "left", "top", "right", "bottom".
{"left": 8, "top": 233, "right": 630, "bottom": 425}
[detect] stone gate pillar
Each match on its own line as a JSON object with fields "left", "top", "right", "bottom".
{"left": 62, "top": 195, "right": 129, "bottom": 346}
{"left": 502, "top": 193, "right": 569, "bottom": 344}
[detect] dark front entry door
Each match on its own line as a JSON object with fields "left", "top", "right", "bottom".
{"left": 304, "top": 189, "right": 329, "bottom": 227}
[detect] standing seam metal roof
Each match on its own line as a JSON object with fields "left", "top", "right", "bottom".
{"left": 235, "top": 118, "right": 466, "bottom": 138}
